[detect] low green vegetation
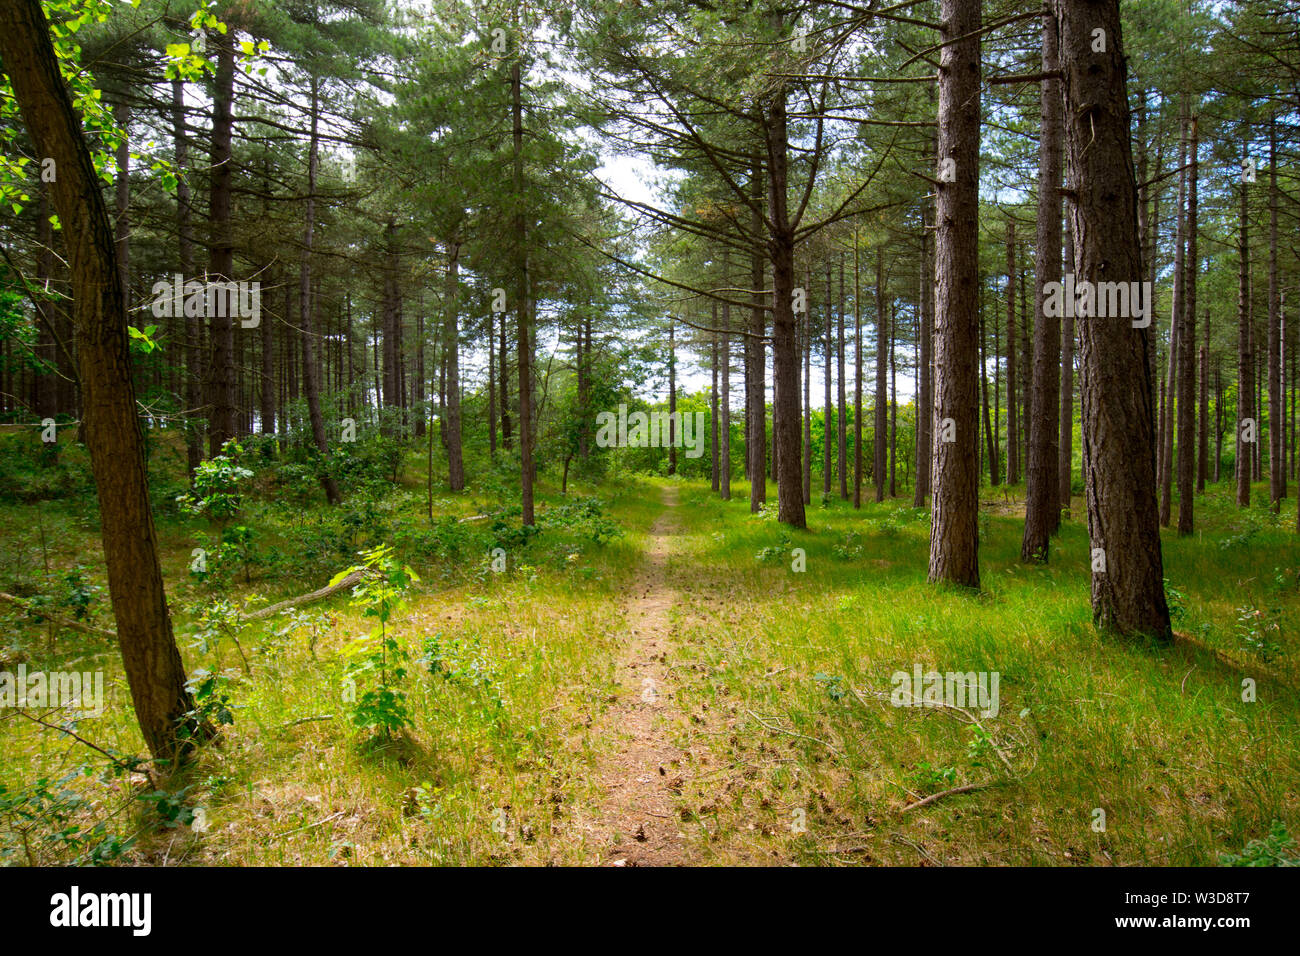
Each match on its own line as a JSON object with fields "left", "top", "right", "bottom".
{"left": 1, "top": 436, "right": 1297, "bottom": 866}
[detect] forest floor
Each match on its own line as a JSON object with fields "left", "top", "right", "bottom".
{"left": 3, "top": 438, "right": 1300, "bottom": 866}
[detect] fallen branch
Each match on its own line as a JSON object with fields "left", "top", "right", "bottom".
{"left": 0, "top": 592, "right": 117, "bottom": 640}
{"left": 277, "top": 714, "right": 336, "bottom": 730}
{"left": 6, "top": 570, "right": 364, "bottom": 644}
{"left": 901, "top": 782, "right": 993, "bottom": 814}
{"left": 241, "top": 571, "right": 362, "bottom": 621}
{"left": 745, "top": 709, "right": 843, "bottom": 757}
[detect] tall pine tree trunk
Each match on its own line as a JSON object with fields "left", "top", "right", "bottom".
{"left": 928, "top": 0, "right": 981, "bottom": 588}
{"left": 1177, "top": 114, "right": 1198, "bottom": 534}
{"left": 875, "top": 250, "right": 888, "bottom": 503}
{"left": 1238, "top": 148, "right": 1253, "bottom": 508}
{"left": 444, "top": 239, "right": 465, "bottom": 491}
{"left": 1055, "top": 0, "right": 1170, "bottom": 639}
{"left": 1022, "top": 8, "right": 1063, "bottom": 561}
{"left": 207, "top": 27, "right": 237, "bottom": 455}
{"left": 1006, "top": 223, "right": 1018, "bottom": 484}
{"left": 1269, "top": 116, "right": 1285, "bottom": 508}
{"left": 300, "top": 78, "right": 341, "bottom": 505}
{"left": 763, "top": 83, "right": 805, "bottom": 529}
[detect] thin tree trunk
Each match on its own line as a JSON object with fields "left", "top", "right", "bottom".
{"left": 207, "top": 28, "right": 237, "bottom": 455}
{"left": 875, "top": 250, "right": 888, "bottom": 503}
{"left": 1006, "top": 222, "right": 1018, "bottom": 484}
{"left": 748, "top": 159, "right": 767, "bottom": 513}
{"left": 804, "top": 265, "right": 812, "bottom": 504}
{"left": 889, "top": 302, "right": 897, "bottom": 496}
{"left": 915, "top": 227, "right": 933, "bottom": 507}
{"left": 857, "top": 236, "right": 866, "bottom": 508}
{"left": 711, "top": 313, "right": 719, "bottom": 492}
{"left": 511, "top": 57, "right": 534, "bottom": 525}
{"left": 1269, "top": 115, "right": 1285, "bottom": 508}
{"left": 838, "top": 258, "right": 848, "bottom": 499}
{"left": 1238, "top": 148, "right": 1253, "bottom": 508}
{"left": 444, "top": 239, "right": 465, "bottom": 490}
{"left": 1177, "top": 114, "right": 1198, "bottom": 535}
{"left": 1161, "top": 100, "right": 1189, "bottom": 525}
{"left": 299, "top": 78, "right": 341, "bottom": 505}
{"left": 1198, "top": 303, "right": 1209, "bottom": 494}
{"left": 722, "top": 290, "right": 732, "bottom": 500}
{"left": 668, "top": 319, "right": 677, "bottom": 476}
{"left": 1022, "top": 7, "right": 1063, "bottom": 561}
{"left": 824, "top": 265, "right": 833, "bottom": 496}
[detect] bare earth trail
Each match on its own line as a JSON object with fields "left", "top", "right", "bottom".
{"left": 583, "top": 484, "right": 696, "bottom": 865}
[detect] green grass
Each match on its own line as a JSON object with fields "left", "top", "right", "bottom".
{"left": 662, "top": 479, "right": 1300, "bottom": 865}
{"left": 1, "top": 437, "right": 1298, "bottom": 866}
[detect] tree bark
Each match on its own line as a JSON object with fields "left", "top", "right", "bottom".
{"left": 722, "top": 256, "right": 732, "bottom": 500}
{"left": 763, "top": 87, "right": 805, "bottom": 529}
{"left": 838, "top": 259, "right": 848, "bottom": 499}
{"left": 711, "top": 314, "right": 719, "bottom": 492}
{"left": 1269, "top": 115, "right": 1285, "bottom": 508}
{"left": 668, "top": 318, "right": 677, "bottom": 476}
{"left": 511, "top": 58, "right": 535, "bottom": 526}
{"left": 915, "top": 227, "right": 933, "bottom": 507}
{"left": 1161, "top": 101, "right": 1189, "bottom": 527}
{"left": 1005, "top": 222, "right": 1018, "bottom": 484}
{"left": 1177, "top": 114, "right": 1198, "bottom": 534}
{"left": 1238, "top": 148, "right": 1253, "bottom": 508}
{"left": 1022, "top": 8, "right": 1062, "bottom": 561}
{"left": 857, "top": 238, "right": 867, "bottom": 508}
{"left": 300, "top": 78, "right": 341, "bottom": 504}
{"left": 824, "top": 265, "right": 833, "bottom": 496}
{"left": 0, "top": 0, "right": 208, "bottom": 762}
{"left": 748, "top": 158, "right": 767, "bottom": 512}
{"left": 207, "top": 27, "right": 237, "bottom": 455}
{"left": 444, "top": 239, "right": 465, "bottom": 491}
{"left": 875, "top": 249, "right": 888, "bottom": 503}
{"left": 928, "top": 0, "right": 981, "bottom": 588}
{"left": 1055, "top": 0, "right": 1171, "bottom": 640}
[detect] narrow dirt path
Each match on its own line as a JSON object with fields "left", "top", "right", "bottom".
{"left": 584, "top": 484, "right": 691, "bottom": 866}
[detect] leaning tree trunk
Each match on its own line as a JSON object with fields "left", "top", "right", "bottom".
{"left": 928, "top": 0, "right": 981, "bottom": 588}
{"left": 0, "top": 0, "right": 209, "bottom": 763}
{"left": 1055, "top": 0, "right": 1171, "bottom": 640}
{"left": 1022, "top": 9, "right": 1063, "bottom": 561}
